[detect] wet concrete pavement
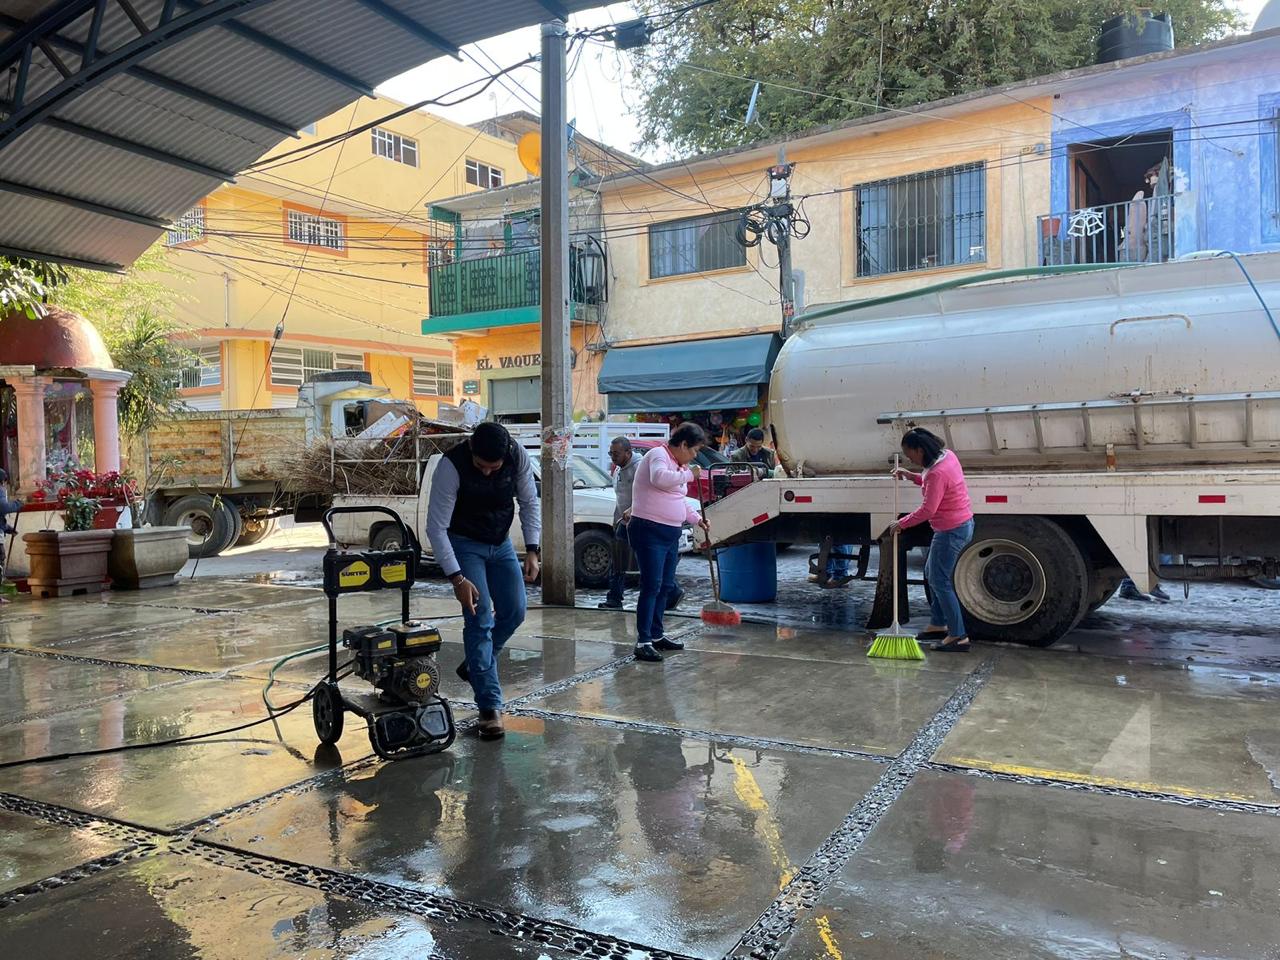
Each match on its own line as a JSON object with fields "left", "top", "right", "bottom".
{"left": 1, "top": 542, "right": 1277, "bottom": 959}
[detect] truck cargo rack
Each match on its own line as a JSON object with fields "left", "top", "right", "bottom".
{"left": 878, "top": 390, "right": 1280, "bottom": 457}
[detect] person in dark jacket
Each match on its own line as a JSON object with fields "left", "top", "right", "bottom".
{"left": 729, "top": 427, "right": 777, "bottom": 473}
{"left": 0, "top": 468, "right": 21, "bottom": 603}
{"left": 426, "top": 423, "right": 540, "bottom": 741}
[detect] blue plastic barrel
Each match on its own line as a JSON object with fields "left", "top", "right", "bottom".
{"left": 716, "top": 542, "right": 777, "bottom": 603}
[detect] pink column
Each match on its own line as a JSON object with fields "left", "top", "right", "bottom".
{"left": 88, "top": 378, "right": 124, "bottom": 474}
{"left": 9, "top": 375, "right": 49, "bottom": 495}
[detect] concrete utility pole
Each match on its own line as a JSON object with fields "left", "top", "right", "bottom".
{"left": 539, "top": 19, "right": 574, "bottom": 605}
{"left": 769, "top": 150, "right": 796, "bottom": 335}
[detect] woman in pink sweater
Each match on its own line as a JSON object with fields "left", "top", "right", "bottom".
{"left": 629, "top": 422, "right": 706, "bottom": 662}
{"left": 889, "top": 428, "right": 975, "bottom": 652}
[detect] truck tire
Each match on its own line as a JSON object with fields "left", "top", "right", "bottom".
{"left": 164, "top": 495, "right": 237, "bottom": 558}
{"left": 952, "top": 517, "right": 1090, "bottom": 648}
{"left": 574, "top": 527, "right": 614, "bottom": 589}
{"left": 236, "top": 515, "right": 276, "bottom": 547}
{"left": 1086, "top": 567, "right": 1126, "bottom": 614}
{"left": 371, "top": 523, "right": 405, "bottom": 552}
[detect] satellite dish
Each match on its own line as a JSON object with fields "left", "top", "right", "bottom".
{"left": 517, "top": 132, "right": 541, "bottom": 176}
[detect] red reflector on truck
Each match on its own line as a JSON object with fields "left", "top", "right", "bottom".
{"left": 986, "top": 495, "right": 1008, "bottom": 504}
{"left": 794, "top": 495, "right": 812, "bottom": 503}
{"left": 1199, "top": 494, "right": 1227, "bottom": 504}
{"left": 752, "top": 513, "right": 770, "bottom": 525}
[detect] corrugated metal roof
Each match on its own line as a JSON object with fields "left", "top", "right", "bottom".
{"left": 0, "top": 0, "right": 602, "bottom": 270}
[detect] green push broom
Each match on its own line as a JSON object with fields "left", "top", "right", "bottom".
{"left": 868, "top": 455, "right": 925, "bottom": 661}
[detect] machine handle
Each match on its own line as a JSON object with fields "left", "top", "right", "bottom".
{"left": 321, "top": 505, "right": 410, "bottom": 550}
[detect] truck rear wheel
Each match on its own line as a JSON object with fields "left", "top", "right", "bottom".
{"left": 164, "top": 495, "right": 237, "bottom": 558}
{"left": 952, "top": 517, "right": 1089, "bottom": 648}
{"left": 574, "top": 528, "right": 614, "bottom": 589}
{"left": 236, "top": 515, "right": 276, "bottom": 547}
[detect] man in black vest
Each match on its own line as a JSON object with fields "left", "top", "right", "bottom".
{"left": 426, "top": 422, "right": 541, "bottom": 740}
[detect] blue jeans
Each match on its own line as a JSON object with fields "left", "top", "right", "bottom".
{"left": 829, "top": 544, "right": 853, "bottom": 577}
{"left": 629, "top": 517, "right": 681, "bottom": 643}
{"left": 925, "top": 520, "right": 975, "bottom": 637}
{"left": 606, "top": 521, "right": 631, "bottom": 605}
{"left": 448, "top": 534, "right": 527, "bottom": 711}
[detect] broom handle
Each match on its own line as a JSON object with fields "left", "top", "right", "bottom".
{"left": 892, "top": 454, "right": 900, "bottom": 628}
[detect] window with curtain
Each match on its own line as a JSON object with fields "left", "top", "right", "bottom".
{"left": 648, "top": 210, "right": 746, "bottom": 279}
{"left": 854, "top": 162, "right": 986, "bottom": 278}
{"left": 165, "top": 205, "right": 205, "bottom": 246}
{"left": 286, "top": 209, "right": 344, "bottom": 250}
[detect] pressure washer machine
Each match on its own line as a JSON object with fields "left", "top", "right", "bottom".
{"left": 312, "top": 506, "right": 455, "bottom": 760}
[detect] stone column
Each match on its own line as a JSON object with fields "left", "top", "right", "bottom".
{"left": 9, "top": 375, "right": 49, "bottom": 495}
{"left": 88, "top": 378, "right": 123, "bottom": 474}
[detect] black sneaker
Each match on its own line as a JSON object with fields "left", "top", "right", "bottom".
{"left": 1118, "top": 580, "right": 1150, "bottom": 602}
{"left": 455, "top": 662, "right": 470, "bottom": 683}
{"left": 653, "top": 636, "right": 685, "bottom": 651}
{"left": 666, "top": 587, "right": 685, "bottom": 611}
{"left": 634, "top": 642, "right": 664, "bottom": 662}
{"left": 598, "top": 599, "right": 623, "bottom": 609}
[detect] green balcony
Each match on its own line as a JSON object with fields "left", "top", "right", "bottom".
{"left": 423, "top": 244, "right": 606, "bottom": 335}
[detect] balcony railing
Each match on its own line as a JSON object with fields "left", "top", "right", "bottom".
{"left": 428, "top": 243, "right": 607, "bottom": 319}
{"left": 1038, "top": 194, "right": 1174, "bottom": 266}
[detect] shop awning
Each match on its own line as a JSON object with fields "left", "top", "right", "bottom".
{"left": 597, "top": 333, "right": 782, "bottom": 414}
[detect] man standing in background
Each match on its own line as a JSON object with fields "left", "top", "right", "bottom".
{"left": 600, "top": 437, "right": 638, "bottom": 610}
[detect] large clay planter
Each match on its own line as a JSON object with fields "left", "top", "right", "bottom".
{"left": 22, "top": 529, "right": 115, "bottom": 598}
{"left": 109, "top": 526, "right": 190, "bottom": 590}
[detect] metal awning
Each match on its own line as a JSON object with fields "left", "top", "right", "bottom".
{"left": 597, "top": 333, "right": 782, "bottom": 414}
{"left": 0, "top": 0, "right": 603, "bottom": 271}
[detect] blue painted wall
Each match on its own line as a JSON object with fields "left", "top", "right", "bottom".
{"left": 1049, "top": 46, "right": 1280, "bottom": 256}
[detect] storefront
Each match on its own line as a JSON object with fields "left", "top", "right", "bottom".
{"left": 451, "top": 324, "right": 604, "bottom": 425}
{"left": 596, "top": 333, "right": 782, "bottom": 448}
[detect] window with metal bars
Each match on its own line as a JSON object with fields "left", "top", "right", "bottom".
{"left": 165, "top": 205, "right": 205, "bottom": 246}
{"left": 179, "top": 345, "right": 221, "bottom": 389}
{"left": 371, "top": 128, "right": 418, "bottom": 166}
{"left": 854, "top": 162, "right": 986, "bottom": 278}
{"left": 465, "top": 159, "right": 504, "bottom": 188}
{"left": 412, "top": 359, "right": 454, "bottom": 398}
{"left": 270, "top": 346, "right": 364, "bottom": 387}
{"left": 648, "top": 210, "right": 746, "bottom": 279}
{"left": 286, "top": 209, "right": 344, "bottom": 250}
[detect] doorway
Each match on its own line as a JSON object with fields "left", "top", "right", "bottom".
{"left": 489, "top": 376, "right": 540, "bottom": 424}
{"left": 1066, "top": 129, "right": 1174, "bottom": 263}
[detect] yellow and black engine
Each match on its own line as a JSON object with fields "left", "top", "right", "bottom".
{"left": 342, "top": 621, "right": 443, "bottom": 705}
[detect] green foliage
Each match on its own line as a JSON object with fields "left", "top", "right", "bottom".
{"left": 108, "top": 309, "right": 191, "bottom": 441}
{"left": 0, "top": 258, "right": 69, "bottom": 319}
{"left": 61, "top": 493, "right": 100, "bottom": 532}
{"left": 630, "top": 0, "right": 1243, "bottom": 154}
{"left": 52, "top": 244, "right": 187, "bottom": 339}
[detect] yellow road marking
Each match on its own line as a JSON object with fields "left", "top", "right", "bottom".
{"left": 945, "top": 757, "right": 1259, "bottom": 803}
{"left": 816, "top": 915, "right": 843, "bottom": 960}
{"left": 728, "top": 754, "right": 795, "bottom": 889}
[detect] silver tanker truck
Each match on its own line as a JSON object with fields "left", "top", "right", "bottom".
{"left": 701, "top": 252, "right": 1280, "bottom": 648}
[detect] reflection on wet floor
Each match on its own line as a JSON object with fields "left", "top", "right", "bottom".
{"left": 1, "top": 576, "right": 1277, "bottom": 959}
{"left": 778, "top": 771, "right": 1280, "bottom": 960}
{"left": 1, "top": 855, "right": 577, "bottom": 960}
{"left": 203, "top": 717, "right": 882, "bottom": 957}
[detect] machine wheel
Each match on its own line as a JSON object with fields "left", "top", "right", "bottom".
{"left": 164, "top": 494, "right": 237, "bottom": 558}
{"left": 371, "top": 523, "right": 405, "bottom": 552}
{"left": 952, "top": 517, "right": 1090, "bottom": 648}
{"left": 236, "top": 515, "right": 276, "bottom": 547}
{"left": 312, "top": 682, "right": 345, "bottom": 745}
{"left": 574, "top": 527, "right": 613, "bottom": 589}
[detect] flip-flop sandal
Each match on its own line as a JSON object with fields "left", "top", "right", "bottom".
{"left": 932, "top": 637, "right": 971, "bottom": 653}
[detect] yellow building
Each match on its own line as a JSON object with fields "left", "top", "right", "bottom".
{"left": 163, "top": 97, "right": 525, "bottom": 415}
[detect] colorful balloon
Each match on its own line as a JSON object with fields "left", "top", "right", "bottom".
{"left": 747, "top": 412, "right": 762, "bottom": 426}
{"left": 733, "top": 417, "right": 747, "bottom": 428}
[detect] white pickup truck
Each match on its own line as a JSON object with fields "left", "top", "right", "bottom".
{"left": 332, "top": 453, "right": 697, "bottom": 588}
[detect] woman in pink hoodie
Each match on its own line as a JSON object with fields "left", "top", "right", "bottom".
{"left": 889, "top": 428, "right": 975, "bottom": 652}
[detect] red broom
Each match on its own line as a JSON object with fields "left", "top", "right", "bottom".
{"left": 697, "top": 474, "right": 741, "bottom": 627}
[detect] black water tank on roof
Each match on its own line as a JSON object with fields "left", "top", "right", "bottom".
{"left": 1098, "top": 11, "right": 1174, "bottom": 63}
